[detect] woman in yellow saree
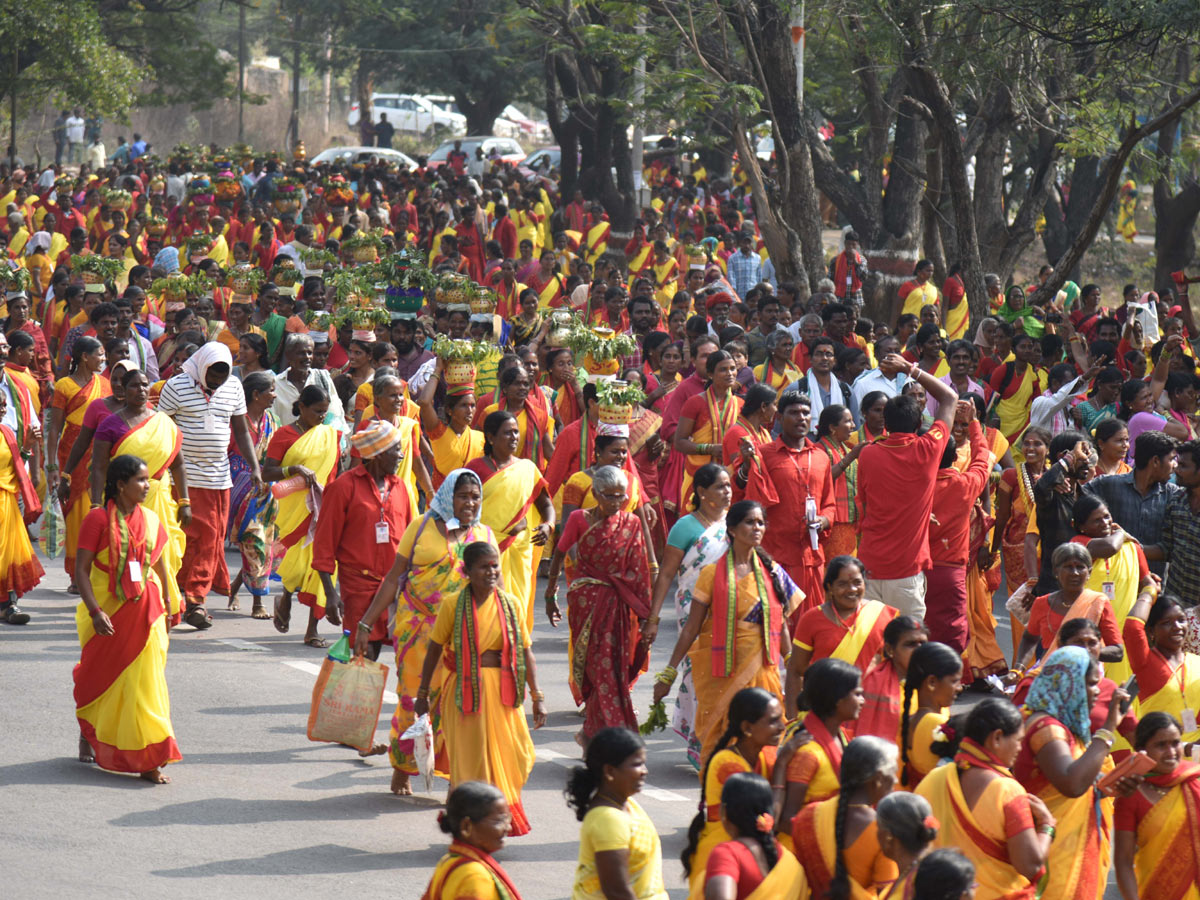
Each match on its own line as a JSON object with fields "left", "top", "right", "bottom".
{"left": 354, "top": 468, "right": 496, "bottom": 796}
{"left": 46, "top": 336, "right": 111, "bottom": 587}
{"left": 355, "top": 373, "right": 433, "bottom": 518}
{"left": 653, "top": 500, "right": 799, "bottom": 769}
{"left": 791, "top": 736, "right": 899, "bottom": 900}
{"left": 1113, "top": 712, "right": 1200, "bottom": 900}
{"left": 266, "top": 384, "right": 339, "bottom": 647}
{"left": 417, "top": 358, "right": 484, "bottom": 490}
{"left": 413, "top": 542, "right": 547, "bottom": 837}
{"left": 1123, "top": 593, "right": 1200, "bottom": 743}
{"left": 567, "top": 727, "right": 670, "bottom": 900}
{"left": 74, "top": 454, "right": 180, "bottom": 783}
{"left": 674, "top": 351, "right": 741, "bottom": 515}
{"left": 422, "top": 782, "right": 527, "bottom": 900}
{"left": 466, "top": 411, "right": 554, "bottom": 628}
{"left": 1013, "top": 647, "right": 1126, "bottom": 900}
{"left": 1069, "top": 496, "right": 1153, "bottom": 686}
{"left": 704, "top": 772, "right": 808, "bottom": 900}
{"left": 680, "top": 688, "right": 784, "bottom": 900}
{"left": 915, "top": 698, "right": 1053, "bottom": 900}
{"left": 90, "top": 368, "right": 190, "bottom": 624}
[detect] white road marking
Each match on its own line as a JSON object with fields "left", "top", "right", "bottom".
{"left": 215, "top": 637, "right": 270, "bottom": 651}
{"left": 538, "top": 747, "right": 689, "bottom": 802}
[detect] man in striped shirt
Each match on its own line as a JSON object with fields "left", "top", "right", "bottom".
{"left": 157, "top": 341, "right": 263, "bottom": 630}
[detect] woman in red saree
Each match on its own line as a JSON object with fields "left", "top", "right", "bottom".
{"left": 626, "top": 393, "right": 667, "bottom": 556}
{"left": 1113, "top": 712, "right": 1200, "bottom": 900}
{"left": 674, "top": 350, "right": 741, "bottom": 517}
{"left": 477, "top": 362, "right": 556, "bottom": 473}
{"left": 46, "top": 339, "right": 114, "bottom": 588}
{"left": 544, "top": 465, "right": 652, "bottom": 745}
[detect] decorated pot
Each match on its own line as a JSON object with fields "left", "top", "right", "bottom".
{"left": 444, "top": 361, "right": 476, "bottom": 387}
{"left": 598, "top": 402, "right": 633, "bottom": 425}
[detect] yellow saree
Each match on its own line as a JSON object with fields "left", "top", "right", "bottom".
{"left": 275, "top": 424, "right": 339, "bottom": 615}
{"left": 114, "top": 412, "right": 185, "bottom": 619}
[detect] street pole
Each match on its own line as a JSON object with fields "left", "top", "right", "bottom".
{"left": 792, "top": 0, "right": 805, "bottom": 110}
{"left": 237, "top": 1, "right": 246, "bottom": 143}
{"left": 631, "top": 17, "right": 645, "bottom": 207}
{"left": 9, "top": 50, "right": 17, "bottom": 167}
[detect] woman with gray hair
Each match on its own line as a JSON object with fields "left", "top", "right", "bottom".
{"left": 544, "top": 464, "right": 654, "bottom": 749}
{"left": 876, "top": 791, "right": 940, "bottom": 899}
{"left": 1012, "top": 537, "right": 1125, "bottom": 680}
{"left": 272, "top": 331, "right": 345, "bottom": 431}
{"left": 753, "top": 329, "right": 802, "bottom": 397}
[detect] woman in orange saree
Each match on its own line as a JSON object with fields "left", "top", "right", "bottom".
{"left": 673, "top": 350, "right": 741, "bottom": 518}
{"left": 46, "top": 337, "right": 113, "bottom": 587}
{"left": 1113, "top": 712, "right": 1200, "bottom": 900}
{"left": 915, "top": 698, "right": 1053, "bottom": 900}
{"left": 652, "top": 500, "right": 800, "bottom": 769}
{"left": 74, "top": 454, "right": 180, "bottom": 783}
{"left": 544, "top": 465, "right": 652, "bottom": 744}
{"left": 1013, "top": 647, "right": 1125, "bottom": 900}
{"left": 991, "top": 426, "right": 1050, "bottom": 656}
{"left": 791, "top": 736, "right": 899, "bottom": 900}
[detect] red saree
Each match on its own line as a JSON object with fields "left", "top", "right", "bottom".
{"left": 565, "top": 510, "right": 652, "bottom": 739}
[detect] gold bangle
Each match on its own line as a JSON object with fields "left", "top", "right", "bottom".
{"left": 416, "top": 687, "right": 429, "bottom": 699}
{"left": 531, "top": 690, "right": 545, "bottom": 702}
{"left": 647, "top": 616, "right": 660, "bottom": 625}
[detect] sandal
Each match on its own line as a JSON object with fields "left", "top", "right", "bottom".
{"left": 273, "top": 594, "right": 291, "bottom": 634}
{"left": 184, "top": 605, "right": 213, "bottom": 630}
{"left": 304, "top": 636, "right": 329, "bottom": 649}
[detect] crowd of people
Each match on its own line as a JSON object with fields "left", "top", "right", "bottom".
{"left": 2, "top": 140, "right": 1200, "bottom": 899}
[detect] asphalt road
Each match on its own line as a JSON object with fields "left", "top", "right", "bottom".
{"left": 1, "top": 550, "right": 699, "bottom": 900}
{"left": 1, "top": 550, "right": 1122, "bottom": 900}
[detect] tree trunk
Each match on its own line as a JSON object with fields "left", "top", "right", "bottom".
{"left": 1031, "top": 85, "right": 1200, "bottom": 308}
{"left": 1152, "top": 48, "right": 1200, "bottom": 293}
{"left": 356, "top": 57, "right": 374, "bottom": 140}
{"left": 908, "top": 65, "right": 989, "bottom": 326}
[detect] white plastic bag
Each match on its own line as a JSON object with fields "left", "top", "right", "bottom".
{"left": 401, "top": 714, "right": 434, "bottom": 793}
{"left": 1005, "top": 582, "right": 1034, "bottom": 626}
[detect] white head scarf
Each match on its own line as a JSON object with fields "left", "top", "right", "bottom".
{"left": 25, "top": 231, "right": 50, "bottom": 256}
{"left": 181, "top": 341, "right": 234, "bottom": 391}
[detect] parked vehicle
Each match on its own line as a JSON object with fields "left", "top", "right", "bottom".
{"left": 346, "top": 93, "right": 466, "bottom": 135}
{"left": 519, "top": 147, "right": 563, "bottom": 174}
{"left": 427, "top": 136, "right": 526, "bottom": 169}
{"left": 311, "top": 146, "right": 419, "bottom": 168}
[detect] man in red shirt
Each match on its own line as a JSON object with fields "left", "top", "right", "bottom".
{"left": 446, "top": 140, "right": 469, "bottom": 176}
{"left": 856, "top": 353, "right": 958, "bottom": 617}
{"left": 926, "top": 403, "right": 990, "bottom": 651}
{"left": 491, "top": 203, "right": 518, "bottom": 260}
{"left": 744, "top": 391, "right": 836, "bottom": 626}
{"left": 311, "top": 420, "right": 411, "bottom": 658}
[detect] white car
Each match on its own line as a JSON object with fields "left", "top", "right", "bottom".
{"left": 346, "top": 93, "right": 466, "bottom": 135}
{"left": 425, "top": 96, "right": 539, "bottom": 139}
{"left": 310, "top": 146, "right": 419, "bottom": 169}
{"left": 428, "top": 136, "right": 526, "bottom": 169}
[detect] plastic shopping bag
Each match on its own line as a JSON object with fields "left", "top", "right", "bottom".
{"left": 307, "top": 656, "right": 389, "bottom": 753}
{"left": 39, "top": 495, "right": 66, "bottom": 559}
{"left": 400, "top": 714, "right": 434, "bottom": 793}
{"left": 1005, "top": 582, "right": 1034, "bottom": 626}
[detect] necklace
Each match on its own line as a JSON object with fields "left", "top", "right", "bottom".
{"left": 826, "top": 598, "right": 859, "bottom": 629}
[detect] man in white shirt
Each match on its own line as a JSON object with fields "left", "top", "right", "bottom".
{"left": 850, "top": 336, "right": 909, "bottom": 414}
{"left": 1029, "top": 362, "right": 1092, "bottom": 434}
{"left": 85, "top": 138, "right": 106, "bottom": 170}
{"left": 65, "top": 110, "right": 86, "bottom": 163}
{"left": 156, "top": 341, "right": 262, "bottom": 630}
{"left": 273, "top": 333, "right": 346, "bottom": 432}
{"left": 114, "top": 297, "right": 159, "bottom": 380}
